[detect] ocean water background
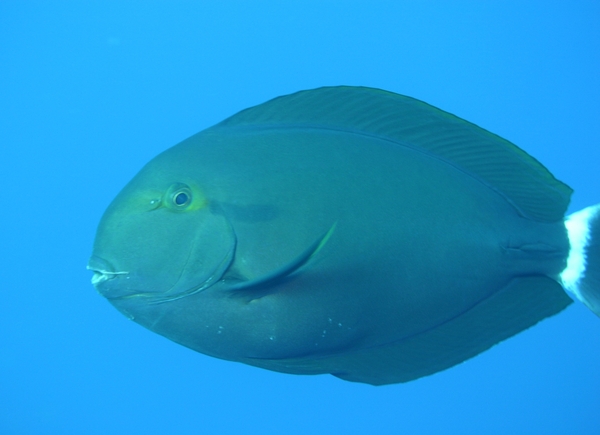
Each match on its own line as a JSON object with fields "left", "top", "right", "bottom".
{"left": 1, "top": 2, "right": 598, "bottom": 434}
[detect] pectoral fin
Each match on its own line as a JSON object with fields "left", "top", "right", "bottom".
{"left": 227, "top": 223, "right": 337, "bottom": 292}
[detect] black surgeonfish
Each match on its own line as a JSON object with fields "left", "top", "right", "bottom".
{"left": 88, "top": 87, "right": 599, "bottom": 385}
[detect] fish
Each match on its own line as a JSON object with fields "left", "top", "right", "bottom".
{"left": 88, "top": 86, "right": 600, "bottom": 385}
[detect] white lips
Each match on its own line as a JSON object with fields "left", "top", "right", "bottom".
{"left": 86, "top": 266, "right": 129, "bottom": 285}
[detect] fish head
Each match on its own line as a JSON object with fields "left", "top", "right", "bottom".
{"left": 88, "top": 167, "right": 235, "bottom": 303}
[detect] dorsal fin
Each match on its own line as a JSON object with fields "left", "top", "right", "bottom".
{"left": 211, "top": 86, "right": 572, "bottom": 221}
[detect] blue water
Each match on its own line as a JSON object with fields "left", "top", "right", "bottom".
{"left": 1, "top": 2, "right": 599, "bottom": 434}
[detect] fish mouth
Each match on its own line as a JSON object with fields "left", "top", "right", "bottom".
{"left": 87, "top": 256, "right": 129, "bottom": 286}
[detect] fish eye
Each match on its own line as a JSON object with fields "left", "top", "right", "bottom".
{"left": 166, "top": 183, "right": 193, "bottom": 209}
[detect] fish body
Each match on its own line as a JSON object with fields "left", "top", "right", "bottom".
{"left": 89, "top": 87, "right": 599, "bottom": 384}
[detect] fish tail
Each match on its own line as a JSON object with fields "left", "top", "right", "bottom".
{"left": 561, "top": 204, "right": 600, "bottom": 317}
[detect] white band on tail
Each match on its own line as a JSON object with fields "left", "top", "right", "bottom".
{"left": 561, "top": 204, "right": 600, "bottom": 310}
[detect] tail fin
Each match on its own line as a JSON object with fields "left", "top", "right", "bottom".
{"left": 561, "top": 204, "right": 600, "bottom": 317}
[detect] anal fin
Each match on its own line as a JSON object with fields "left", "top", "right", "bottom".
{"left": 245, "top": 276, "right": 572, "bottom": 385}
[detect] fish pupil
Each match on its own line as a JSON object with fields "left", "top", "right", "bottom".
{"left": 174, "top": 192, "right": 189, "bottom": 206}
